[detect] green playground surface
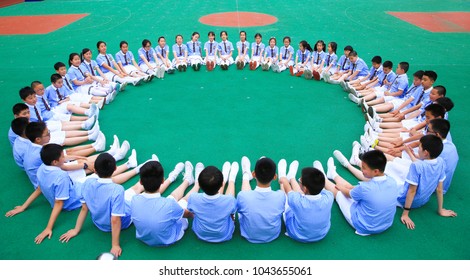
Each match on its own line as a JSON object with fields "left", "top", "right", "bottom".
{"left": 0, "top": 0, "right": 469, "bottom": 260}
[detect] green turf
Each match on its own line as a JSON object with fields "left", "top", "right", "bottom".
{"left": 0, "top": 0, "right": 469, "bottom": 260}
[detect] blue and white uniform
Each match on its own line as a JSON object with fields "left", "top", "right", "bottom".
{"left": 382, "top": 73, "right": 409, "bottom": 100}
{"left": 172, "top": 43, "right": 188, "bottom": 68}
{"left": 217, "top": 40, "right": 234, "bottom": 66}
{"left": 36, "top": 94, "right": 71, "bottom": 122}
{"left": 235, "top": 40, "right": 250, "bottom": 65}
{"left": 264, "top": 46, "right": 279, "bottom": 68}
{"left": 204, "top": 40, "right": 218, "bottom": 66}
{"left": 439, "top": 139, "right": 459, "bottom": 194}
{"left": 138, "top": 47, "right": 158, "bottom": 75}
{"left": 186, "top": 40, "right": 203, "bottom": 66}
{"left": 13, "top": 136, "right": 31, "bottom": 170}
{"left": 82, "top": 59, "right": 117, "bottom": 93}
{"left": 278, "top": 45, "right": 295, "bottom": 71}
{"left": 322, "top": 52, "right": 338, "bottom": 74}
{"left": 23, "top": 142, "right": 43, "bottom": 188}
{"left": 336, "top": 54, "right": 351, "bottom": 72}
{"left": 250, "top": 42, "right": 265, "bottom": 68}
{"left": 311, "top": 50, "right": 325, "bottom": 68}
{"left": 155, "top": 44, "right": 173, "bottom": 70}
{"left": 292, "top": 49, "right": 311, "bottom": 74}
{"left": 96, "top": 53, "right": 141, "bottom": 85}
{"left": 349, "top": 57, "right": 369, "bottom": 80}
{"left": 8, "top": 127, "right": 18, "bottom": 147}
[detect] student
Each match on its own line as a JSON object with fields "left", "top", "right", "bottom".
{"left": 276, "top": 36, "right": 294, "bottom": 73}
{"left": 349, "top": 60, "right": 395, "bottom": 100}
{"left": 261, "top": 37, "right": 278, "bottom": 71}
{"left": 204, "top": 31, "right": 218, "bottom": 71}
{"left": 346, "top": 56, "right": 383, "bottom": 91}
{"left": 80, "top": 48, "right": 120, "bottom": 95}
{"left": 96, "top": 41, "right": 143, "bottom": 86}
{"left": 8, "top": 103, "right": 30, "bottom": 146}
{"left": 249, "top": 33, "right": 265, "bottom": 70}
{"left": 236, "top": 156, "right": 285, "bottom": 243}
{"left": 34, "top": 144, "right": 83, "bottom": 244}
{"left": 324, "top": 45, "right": 353, "bottom": 83}
{"left": 187, "top": 163, "right": 238, "bottom": 243}
{"left": 154, "top": 36, "right": 173, "bottom": 77}
{"left": 398, "top": 135, "right": 457, "bottom": 229}
{"left": 128, "top": 160, "right": 194, "bottom": 246}
{"left": 289, "top": 40, "right": 312, "bottom": 76}
{"left": 138, "top": 39, "right": 160, "bottom": 77}
{"left": 115, "top": 41, "right": 152, "bottom": 81}
{"left": 335, "top": 51, "right": 369, "bottom": 85}
{"left": 11, "top": 117, "right": 30, "bottom": 170}
{"left": 319, "top": 42, "right": 338, "bottom": 79}
{"left": 217, "top": 31, "right": 234, "bottom": 70}
{"left": 172, "top": 34, "right": 188, "bottom": 72}
{"left": 186, "top": 32, "right": 204, "bottom": 71}
{"left": 235, "top": 30, "right": 250, "bottom": 70}
{"left": 323, "top": 150, "right": 398, "bottom": 235}
{"left": 304, "top": 39, "right": 326, "bottom": 79}
{"left": 278, "top": 159, "right": 334, "bottom": 242}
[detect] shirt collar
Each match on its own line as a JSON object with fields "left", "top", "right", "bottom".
{"left": 142, "top": 192, "right": 161, "bottom": 198}
{"left": 305, "top": 193, "right": 322, "bottom": 200}
{"left": 44, "top": 165, "right": 61, "bottom": 171}
{"left": 203, "top": 193, "right": 221, "bottom": 200}
{"left": 97, "top": 178, "right": 113, "bottom": 184}
{"left": 255, "top": 186, "right": 272, "bottom": 192}
{"left": 370, "top": 175, "right": 387, "bottom": 182}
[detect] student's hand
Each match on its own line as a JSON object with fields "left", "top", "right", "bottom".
{"left": 110, "top": 246, "right": 122, "bottom": 258}
{"left": 35, "top": 229, "right": 53, "bottom": 244}
{"left": 85, "top": 77, "right": 93, "bottom": 84}
{"left": 390, "top": 110, "right": 399, "bottom": 116}
{"left": 439, "top": 208, "right": 457, "bottom": 217}
{"left": 5, "top": 206, "right": 26, "bottom": 217}
{"left": 387, "top": 148, "right": 402, "bottom": 157}
{"left": 401, "top": 214, "right": 415, "bottom": 230}
{"left": 391, "top": 139, "right": 404, "bottom": 147}
{"left": 117, "top": 73, "right": 125, "bottom": 78}
{"left": 409, "top": 128, "right": 418, "bottom": 136}
{"left": 59, "top": 229, "right": 79, "bottom": 243}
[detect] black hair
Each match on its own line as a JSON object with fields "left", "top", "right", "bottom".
{"left": 371, "top": 56, "right": 382, "bottom": 64}
{"left": 435, "top": 97, "right": 454, "bottom": 112}
{"left": 12, "top": 103, "right": 29, "bottom": 115}
{"left": 343, "top": 45, "right": 353, "bottom": 52}
{"left": 40, "top": 143, "right": 64, "bottom": 166}
{"left": 191, "top": 31, "right": 200, "bottom": 38}
{"left": 299, "top": 40, "right": 313, "bottom": 52}
{"left": 80, "top": 48, "right": 91, "bottom": 61}
{"left": 328, "top": 42, "right": 337, "bottom": 53}
{"left": 54, "top": 62, "right": 66, "bottom": 70}
{"left": 313, "top": 40, "right": 325, "bottom": 52}
{"left": 254, "top": 32, "right": 262, "bottom": 39}
{"left": 269, "top": 37, "right": 277, "bottom": 45}
{"left": 382, "top": 60, "right": 393, "bottom": 69}
{"left": 399, "top": 62, "right": 409, "bottom": 73}
{"left": 208, "top": 31, "right": 215, "bottom": 37}
{"left": 423, "top": 70, "right": 438, "bottom": 82}
{"left": 254, "top": 157, "right": 276, "bottom": 184}
{"left": 301, "top": 167, "right": 325, "bottom": 195}
{"left": 157, "top": 36, "right": 165, "bottom": 43}
{"left": 50, "top": 73, "right": 62, "bottom": 83}
{"left": 68, "top": 52, "right": 80, "bottom": 66}
{"left": 433, "top": 85, "right": 446, "bottom": 97}
{"left": 94, "top": 153, "right": 117, "bottom": 178}
{"left": 413, "top": 70, "right": 424, "bottom": 79}
{"left": 11, "top": 117, "right": 29, "bottom": 136}
{"left": 348, "top": 50, "right": 358, "bottom": 57}
{"left": 142, "top": 39, "right": 151, "bottom": 47}
{"left": 420, "top": 134, "right": 443, "bottom": 159}
{"left": 198, "top": 166, "right": 223, "bottom": 196}
{"left": 139, "top": 161, "right": 164, "bottom": 193}
{"left": 283, "top": 36, "right": 291, "bottom": 43}
{"left": 425, "top": 103, "right": 446, "bottom": 118}
{"left": 175, "top": 34, "right": 183, "bottom": 42}
{"left": 220, "top": 30, "right": 228, "bottom": 37}
{"left": 96, "top": 40, "right": 106, "bottom": 50}
{"left": 25, "top": 121, "right": 47, "bottom": 143}
{"left": 31, "top": 80, "right": 42, "bottom": 89}
{"left": 429, "top": 118, "right": 450, "bottom": 139}
{"left": 239, "top": 30, "right": 246, "bottom": 36}
{"left": 120, "top": 41, "right": 128, "bottom": 48}
{"left": 361, "top": 150, "right": 387, "bottom": 172}
{"left": 19, "top": 86, "right": 35, "bottom": 100}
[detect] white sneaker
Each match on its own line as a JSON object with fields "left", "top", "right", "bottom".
{"left": 126, "top": 149, "right": 138, "bottom": 168}
{"left": 278, "top": 159, "right": 287, "bottom": 179}
{"left": 326, "top": 157, "right": 337, "bottom": 180}
{"left": 229, "top": 162, "right": 239, "bottom": 182}
{"left": 96, "top": 98, "right": 105, "bottom": 110}
{"left": 88, "top": 122, "right": 100, "bottom": 141}
{"left": 86, "top": 103, "right": 97, "bottom": 118}
{"left": 82, "top": 115, "right": 96, "bottom": 130}
{"left": 114, "top": 140, "right": 130, "bottom": 161}
{"left": 168, "top": 162, "right": 184, "bottom": 182}
{"left": 107, "top": 135, "right": 120, "bottom": 156}
{"left": 195, "top": 162, "right": 204, "bottom": 182}
{"left": 313, "top": 160, "right": 326, "bottom": 179}
{"left": 183, "top": 161, "right": 194, "bottom": 185}
{"left": 350, "top": 141, "right": 362, "bottom": 166}
{"left": 348, "top": 93, "right": 361, "bottom": 104}
{"left": 222, "top": 161, "right": 231, "bottom": 184}
{"left": 134, "top": 154, "right": 159, "bottom": 174}
{"left": 333, "top": 150, "right": 350, "bottom": 168}
{"left": 92, "top": 132, "right": 106, "bottom": 152}
{"left": 241, "top": 156, "right": 253, "bottom": 181}
{"left": 119, "top": 82, "right": 127, "bottom": 92}
{"left": 368, "top": 106, "right": 377, "bottom": 120}
{"left": 159, "top": 67, "right": 165, "bottom": 78}
{"left": 107, "top": 90, "right": 118, "bottom": 103}
{"left": 152, "top": 154, "right": 159, "bottom": 162}
{"left": 340, "top": 80, "right": 348, "bottom": 91}
{"left": 350, "top": 87, "right": 359, "bottom": 97}
{"left": 286, "top": 160, "right": 299, "bottom": 181}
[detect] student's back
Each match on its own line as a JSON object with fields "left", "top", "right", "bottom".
{"left": 441, "top": 139, "right": 458, "bottom": 194}
{"left": 23, "top": 142, "right": 42, "bottom": 188}
{"left": 13, "top": 136, "right": 31, "bottom": 170}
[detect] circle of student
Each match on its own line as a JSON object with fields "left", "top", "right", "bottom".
{"left": 7, "top": 30, "right": 459, "bottom": 258}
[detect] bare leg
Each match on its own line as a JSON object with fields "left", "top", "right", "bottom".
{"left": 324, "top": 179, "right": 338, "bottom": 197}
{"left": 62, "top": 136, "right": 90, "bottom": 146}
{"left": 169, "top": 180, "right": 190, "bottom": 201}
{"left": 70, "top": 116, "right": 88, "bottom": 121}
{"left": 112, "top": 168, "right": 137, "bottom": 185}
{"left": 241, "top": 179, "right": 252, "bottom": 191}
{"left": 183, "top": 183, "right": 200, "bottom": 201}
{"left": 289, "top": 178, "right": 304, "bottom": 194}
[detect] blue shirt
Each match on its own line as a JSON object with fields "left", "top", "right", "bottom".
{"left": 62, "top": 74, "right": 75, "bottom": 94}
{"left": 13, "top": 136, "right": 31, "bottom": 170}
{"left": 265, "top": 46, "right": 279, "bottom": 59}
{"left": 131, "top": 192, "right": 185, "bottom": 246}
{"left": 80, "top": 60, "right": 99, "bottom": 76}
{"left": 186, "top": 40, "right": 202, "bottom": 56}
{"left": 204, "top": 41, "right": 218, "bottom": 56}
{"left": 96, "top": 53, "right": 115, "bottom": 73}
{"left": 439, "top": 139, "right": 459, "bottom": 194}
{"left": 236, "top": 41, "right": 250, "bottom": 55}
{"left": 350, "top": 176, "right": 398, "bottom": 235}
{"left": 389, "top": 73, "right": 409, "bottom": 97}
{"left": 23, "top": 142, "right": 42, "bottom": 188}
{"left": 285, "top": 190, "right": 334, "bottom": 242}
{"left": 115, "top": 51, "right": 135, "bottom": 66}
{"left": 172, "top": 43, "right": 188, "bottom": 58}
{"left": 8, "top": 127, "right": 18, "bottom": 147}
{"left": 155, "top": 45, "right": 170, "bottom": 59}
{"left": 37, "top": 165, "right": 82, "bottom": 211}
{"left": 368, "top": 65, "right": 383, "bottom": 81}
{"left": 311, "top": 51, "right": 325, "bottom": 65}
{"left": 323, "top": 53, "right": 337, "bottom": 67}
{"left": 80, "top": 178, "right": 131, "bottom": 232}
{"left": 218, "top": 40, "right": 234, "bottom": 56}
{"left": 187, "top": 193, "right": 236, "bottom": 243}
{"left": 25, "top": 103, "right": 42, "bottom": 123}
{"left": 296, "top": 49, "right": 311, "bottom": 64}
{"left": 279, "top": 45, "right": 295, "bottom": 61}
{"left": 138, "top": 47, "right": 157, "bottom": 64}
{"left": 236, "top": 187, "right": 286, "bottom": 243}
{"left": 351, "top": 57, "right": 369, "bottom": 77}
{"left": 251, "top": 42, "right": 265, "bottom": 57}
{"left": 36, "top": 95, "right": 54, "bottom": 121}
{"left": 67, "top": 66, "right": 87, "bottom": 90}
{"left": 337, "top": 54, "right": 351, "bottom": 70}
{"left": 402, "top": 84, "right": 424, "bottom": 108}
{"left": 398, "top": 158, "right": 446, "bottom": 208}
{"left": 45, "top": 84, "right": 69, "bottom": 108}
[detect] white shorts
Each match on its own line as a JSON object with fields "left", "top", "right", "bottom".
{"left": 49, "top": 130, "right": 65, "bottom": 145}
{"left": 217, "top": 56, "right": 234, "bottom": 65}
{"left": 69, "top": 92, "right": 92, "bottom": 103}
{"left": 235, "top": 55, "right": 250, "bottom": 64}
{"left": 45, "top": 120, "right": 62, "bottom": 132}
{"left": 336, "top": 192, "right": 369, "bottom": 236}
{"left": 391, "top": 98, "right": 405, "bottom": 110}
{"left": 402, "top": 119, "right": 419, "bottom": 130}
{"left": 51, "top": 112, "right": 71, "bottom": 122}
{"left": 188, "top": 55, "right": 203, "bottom": 65}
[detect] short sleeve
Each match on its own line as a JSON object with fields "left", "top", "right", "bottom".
{"left": 405, "top": 162, "right": 419, "bottom": 186}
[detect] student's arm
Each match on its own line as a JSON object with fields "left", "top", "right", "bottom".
{"left": 139, "top": 53, "right": 156, "bottom": 70}
{"left": 278, "top": 177, "right": 292, "bottom": 193}
{"left": 436, "top": 182, "right": 457, "bottom": 217}
{"left": 400, "top": 184, "right": 417, "bottom": 229}
{"left": 385, "top": 89, "right": 404, "bottom": 97}
{"left": 391, "top": 97, "right": 414, "bottom": 115}
{"left": 403, "top": 145, "right": 418, "bottom": 162}
{"left": 348, "top": 70, "right": 360, "bottom": 81}
{"left": 59, "top": 203, "right": 88, "bottom": 242}
{"left": 335, "top": 183, "right": 352, "bottom": 198}
{"left": 132, "top": 58, "right": 143, "bottom": 72}
{"left": 34, "top": 200, "right": 64, "bottom": 244}
{"left": 5, "top": 187, "right": 42, "bottom": 217}
{"left": 110, "top": 215, "right": 122, "bottom": 257}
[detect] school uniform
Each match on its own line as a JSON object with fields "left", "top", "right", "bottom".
{"left": 97, "top": 53, "right": 141, "bottom": 85}
{"left": 61, "top": 74, "right": 92, "bottom": 103}
{"left": 336, "top": 175, "right": 398, "bottom": 235}
{"left": 172, "top": 43, "right": 188, "bottom": 68}
{"left": 284, "top": 189, "right": 334, "bottom": 242}
{"left": 264, "top": 46, "right": 279, "bottom": 67}
{"left": 131, "top": 192, "right": 188, "bottom": 246}
{"left": 13, "top": 136, "right": 31, "bottom": 170}
{"left": 45, "top": 84, "right": 69, "bottom": 109}
{"left": 322, "top": 52, "right": 338, "bottom": 73}
{"left": 440, "top": 139, "right": 459, "bottom": 194}
{"left": 37, "top": 164, "right": 82, "bottom": 211}
{"left": 80, "top": 177, "right": 132, "bottom": 232}
{"left": 187, "top": 193, "right": 236, "bottom": 243}
{"left": 236, "top": 186, "right": 286, "bottom": 243}
{"left": 311, "top": 50, "right": 325, "bottom": 67}
{"left": 250, "top": 42, "right": 265, "bottom": 68}
{"left": 204, "top": 40, "right": 218, "bottom": 65}
{"left": 155, "top": 45, "right": 173, "bottom": 70}
{"left": 217, "top": 40, "right": 234, "bottom": 66}
{"left": 349, "top": 57, "right": 369, "bottom": 80}
{"left": 138, "top": 47, "right": 158, "bottom": 74}
{"left": 81, "top": 60, "right": 115, "bottom": 93}
{"left": 23, "top": 142, "right": 43, "bottom": 188}
{"left": 115, "top": 50, "right": 138, "bottom": 74}
{"left": 397, "top": 158, "right": 446, "bottom": 208}
{"left": 336, "top": 54, "right": 351, "bottom": 72}
{"left": 67, "top": 65, "right": 95, "bottom": 95}
{"left": 374, "top": 71, "right": 397, "bottom": 93}
{"left": 293, "top": 49, "right": 311, "bottom": 73}
{"left": 383, "top": 73, "right": 409, "bottom": 101}
{"left": 8, "top": 127, "right": 18, "bottom": 147}
{"left": 278, "top": 45, "right": 295, "bottom": 71}
{"left": 390, "top": 84, "right": 423, "bottom": 110}
{"left": 186, "top": 40, "right": 203, "bottom": 66}
{"left": 235, "top": 41, "right": 250, "bottom": 64}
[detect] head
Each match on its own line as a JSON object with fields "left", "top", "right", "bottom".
{"left": 97, "top": 40, "right": 107, "bottom": 54}
{"left": 19, "top": 86, "right": 37, "bottom": 105}
{"left": 208, "top": 31, "right": 215, "bottom": 41}
{"left": 40, "top": 143, "right": 65, "bottom": 167}
{"left": 12, "top": 103, "right": 30, "bottom": 118}
{"left": 239, "top": 31, "right": 247, "bottom": 41}
{"left": 31, "top": 81, "right": 44, "bottom": 96}
{"left": 68, "top": 53, "right": 81, "bottom": 67}
{"left": 254, "top": 33, "right": 262, "bottom": 43}
{"left": 269, "top": 37, "right": 276, "bottom": 47}
{"left": 428, "top": 118, "right": 450, "bottom": 140}
{"left": 299, "top": 40, "right": 312, "bottom": 52}
{"left": 54, "top": 62, "right": 67, "bottom": 76}
{"left": 198, "top": 166, "right": 224, "bottom": 196}
{"left": 412, "top": 70, "right": 424, "bottom": 86}
{"left": 343, "top": 45, "right": 353, "bottom": 56}
{"left": 254, "top": 157, "right": 276, "bottom": 185}
{"left": 314, "top": 40, "right": 325, "bottom": 52}
{"left": 328, "top": 42, "right": 337, "bottom": 54}
{"left": 300, "top": 167, "right": 325, "bottom": 195}
{"left": 25, "top": 122, "right": 50, "bottom": 145}
{"left": 419, "top": 134, "right": 443, "bottom": 160}
{"left": 157, "top": 36, "right": 166, "bottom": 46}
{"left": 424, "top": 103, "right": 446, "bottom": 123}
{"left": 175, "top": 34, "right": 183, "bottom": 44}
{"left": 360, "top": 150, "right": 387, "bottom": 178}
{"left": 50, "top": 73, "right": 63, "bottom": 89}
{"left": 191, "top": 31, "right": 200, "bottom": 41}
{"left": 434, "top": 97, "right": 454, "bottom": 112}
{"left": 220, "top": 31, "right": 228, "bottom": 40}
{"left": 139, "top": 161, "right": 164, "bottom": 193}
{"left": 348, "top": 51, "right": 358, "bottom": 63}
{"left": 94, "top": 153, "right": 117, "bottom": 178}
{"left": 371, "top": 56, "right": 382, "bottom": 68}
{"left": 382, "top": 60, "right": 393, "bottom": 74}
{"left": 119, "top": 41, "right": 128, "bottom": 53}
{"left": 142, "top": 39, "right": 152, "bottom": 49}
{"left": 421, "top": 70, "right": 437, "bottom": 90}
{"left": 396, "top": 62, "right": 409, "bottom": 75}
{"left": 81, "top": 48, "right": 92, "bottom": 62}
{"left": 283, "top": 36, "right": 291, "bottom": 47}
{"left": 11, "top": 117, "right": 29, "bottom": 137}
{"left": 428, "top": 86, "right": 445, "bottom": 102}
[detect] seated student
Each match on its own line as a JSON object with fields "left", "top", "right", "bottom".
{"left": 127, "top": 160, "right": 195, "bottom": 247}
{"left": 322, "top": 150, "right": 398, "bottom": 235}
{"left": 235, "top": 30, "right": 250, "bottom": 70}
{"left": 11, "top": 117, "right": 31, "bottom": 170}
{"left": 289, "top": 40, "right": 312, "bottom": 76}
{"left": 186, "top": 31, "right": 204, "bottom": 71}
{"left": 337, "top": 51, "right": 370, "bottom": 86}
{"left": 203, "top": 31, "right": 218, "bottom": 71}
{"left": 187, "top": 163, "right": 238, "bottom": 243}
{"left": 275, "top": 36, "right": 295, "bottom": 73}
{"left": 249, "top": 33, "right": 265, "bottom": 70}
{"left": 319, "top": 41, "right": 338, "bottom": 79}
{"left": 278, "top": 159, "right": 334, "bottom": 243}
{"left": 80, "top": 48, "right": 122, "bottom": 96}
{"left": 155, "top": 36, "right": 175, "bottom": 77}
{"left": 33, "top": 144, "right": 84, "bottom": 244}
{"left": 261, "top": 37, "right": 278, "bottom": 71}
{"left": 8, "top": 103, "right": 30, "bottom": 146}
{"left": 348, "top": 60, "right": 395, "bottom": 100}
{"left": 217, "top": 31, "right": 234, "bottom": 70}
{"left": 236, "top": 156, "right": 285, "bottom": 243}
{"left": 172, "top": 34, "right": 188, "bottom": 72}
{"left": 304, "top": 39, "right": 326, "bottom": 79}
{"left": 138, "top": 39, "right": 160, "bottom": 77}
{"left": 398, "top": 135, "right": 457, "bottom": 230}
{"left": 324, "top": 45, "right": 353, "bottom": 83}
{"left": 114, "top": 41, "right": 152, "bottom": 82}
{"left": 345, "top": 56, "right": 383, "bottom": 91}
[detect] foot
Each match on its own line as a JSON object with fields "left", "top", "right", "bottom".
{"left": 350, "top": 141, "right": 362, "bottom": 166}
{"left": 88, "top": 122, "right": 100, "bottom": 141}
{"left": 107, "top": 135, "right": 120, "bottom": 156}
{"left": 289, "top": 66, "right": 294, "bottom": 76}
{"left": 304, "top": 69, "right": 313, "bottom": 80}
{"left": 92, "top": 132, "right": 106, "bottom": 152}
{"left": 168, "top": 162, "right": 184, "bottom": 182}
{"left": 277, "top": 159, "right": 287, "bottom": 179}
{"left": 286, "top": 160, "right": 299, "bottom": 181}
{"left": 241, "top": 156, "right": 253, "bottom": 181}
{"left": 86, "top": 103, "right": 97, "bottom": 118}
{"left": 195, "top": 162, "right": 204, "bottom": 182}
{"left": 183, "top": 161, "right": 194, "bottom": 185}
{"left": 326, "top": 157, "right": 338, "bottom": 180}
{"left": 82, "top": 115, "right": 96, "bottom": 130}
{"left": 114, "top": 140, "right": 130, "bottom": 161}
{"left": 229, "top": 161, "right": 239, "bottom": 182}
{"left": 313, "top": 160, "right": 326, "bottom": 179}
{"left": 348, "top": 93, "right": 361, "bottom": 104}
{"left": 368, "top": 106, "right": 376, "bottom": 120}
{"left": 222, "top": 161, "right": 231, "bottom": 185}
{"left": 126, "top": 149, "right": 138, "bottom": 168}
{"left": 119, "top": 82, "right": 127, "bottom": 92}
{"left": 333, "top": 150, "right": 350, "bottom": 168}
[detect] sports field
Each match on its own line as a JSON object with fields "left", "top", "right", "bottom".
{"left": 0, "top": 0, "right": 469, "bottom": 261}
